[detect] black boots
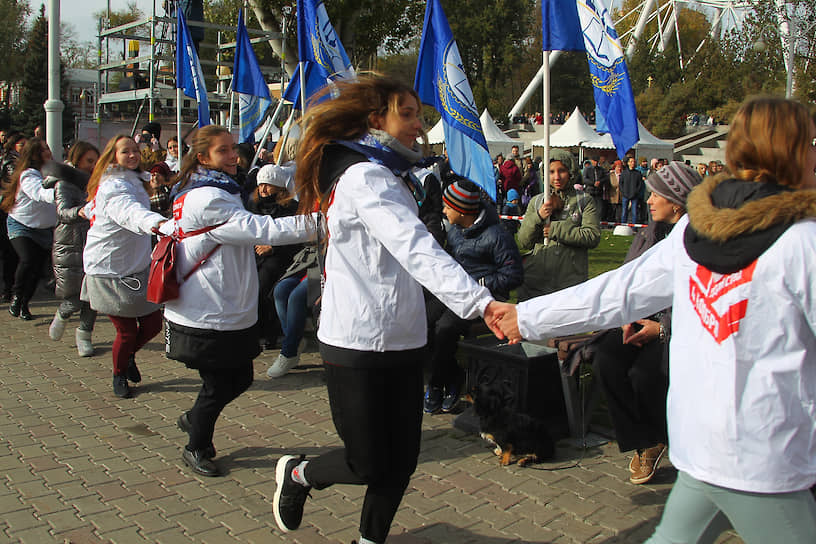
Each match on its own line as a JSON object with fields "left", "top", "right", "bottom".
{"left": 8, "top": 296, "right": 32, "bottom": 320}
{"left": 8, "top": 295, "right": 20, "bottom": 317}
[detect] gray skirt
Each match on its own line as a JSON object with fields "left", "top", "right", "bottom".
{"left": 81, "top": 267, "right": 160, "bottom": 318}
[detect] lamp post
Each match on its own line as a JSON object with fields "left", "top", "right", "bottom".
{"left": 45, "top": 0, "right": 64, "bottom": 161}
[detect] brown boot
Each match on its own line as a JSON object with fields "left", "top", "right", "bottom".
{"left": 630, "top": 443, "right": 666, "bottom": 484}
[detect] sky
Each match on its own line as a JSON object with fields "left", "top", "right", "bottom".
{"left": 61, "top": 0, "right": 158, "bottom": 44}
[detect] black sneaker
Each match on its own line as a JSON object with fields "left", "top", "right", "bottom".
{"left": 176, "top": 412, "right": 216, "bottom": 459}
{"left": 273, "top": 454, "right": 310, "bottom": 532}
{"left": 113, "top": 375, "right": 131, "bottom": 398}
{"left": 423, "top": 385, "right": 443, "bottom": 414}
{"left": 126, "top": 355, "right": 142, "bottom": 383}
{"left": 441, "top": 383, "right": 460, "bottom": 413}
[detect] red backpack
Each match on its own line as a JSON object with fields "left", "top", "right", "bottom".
{"left": 147, "top": 223, "right": 224, "bottom": 304}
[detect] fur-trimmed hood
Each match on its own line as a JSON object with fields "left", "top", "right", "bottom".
{"left": 684, "top": 174, "right": 816, "bottom": 273}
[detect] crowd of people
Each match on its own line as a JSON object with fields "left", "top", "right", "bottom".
{"left": 0, "top": 85, "right": 813, "bottom": 544}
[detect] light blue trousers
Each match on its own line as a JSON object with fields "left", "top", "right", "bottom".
{"left": 646, "top": 471, "right": 816, "bottom": 544}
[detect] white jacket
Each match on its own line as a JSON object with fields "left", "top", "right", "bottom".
{"left": 318, "top": 161, "right": 493, "bottom": 352}
{"left": 83, "top": 168, "right": 166, "bottom": 277}
{"left": 8, "top": 168, "right": 56, "bottom": 228}
{"left": 517, "top": 214, "right": 816, "bottom": 493}
{"left": 162, "top": 186, "right": 315, "bottom": 331}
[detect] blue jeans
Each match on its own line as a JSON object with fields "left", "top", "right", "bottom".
{"left": 621, "top": 197, "right": 638, "bottom": 224}
{"left": 273, "top": 276, "right": 308, "bottom": 358}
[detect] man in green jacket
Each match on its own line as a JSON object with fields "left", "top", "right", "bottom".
{"left": 517, "top": 148, "right": 601, "bottom": 301}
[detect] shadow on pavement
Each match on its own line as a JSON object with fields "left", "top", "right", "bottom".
{"left": 393, "top": 522, "right": 553, "bottom": 543}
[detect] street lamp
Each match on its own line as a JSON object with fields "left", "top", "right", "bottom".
{"left": 78, "top": 86, "right": 101, "bottom": 148}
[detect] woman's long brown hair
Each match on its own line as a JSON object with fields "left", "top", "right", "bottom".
{"left": 174, "top": 125, "right": 232, "bottom": 193}
{"left": 0, "top": 138, "right": 50, "bottom": 213}
{"left": 726, "top": 96, "right": 815, "bottom": 188}
{"left": 86, "top": 134, "right": 140, "bottom": 202}
{"left": 294, "top": 74, "right": 423, "bottom": 215}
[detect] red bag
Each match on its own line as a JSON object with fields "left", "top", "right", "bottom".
{"left": 147, "top": 223, "right": 224, "bottom": 304}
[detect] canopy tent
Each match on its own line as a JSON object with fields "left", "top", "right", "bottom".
{"left": 479, "top": 109, "right": 518, "bottom": 159}
{"left": 585, "top": 120, "right": 673, "bottom": 161}
{"left": 531, "top": 107, "right": 607, "bottom": 149}
{"left": 421, "top": 111, "right": 520, "bottom": 158}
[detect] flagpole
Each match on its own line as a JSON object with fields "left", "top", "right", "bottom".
{"left": 250, "top": 97, "right": 287, "bottom": 169}
{"left": 275, "top": 107, "right": 297, "bottom": 164}
{"left": 228, "top": 89, "right": 235, "bottom": 133}
{"left": 176, "top": 87, "right": 183, "bottom": 163}
{"left": 298, "top": 61, "right": 306, "bottom": 113}
{"left": 542, "top": 49, "right": 551, "bottom": 247}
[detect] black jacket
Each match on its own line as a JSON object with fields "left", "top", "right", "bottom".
{"left": 446, "top": 205, "right": 523, "bottom": 300}
{"left": 619, "top": 167, "right": 644, "bottom": 199}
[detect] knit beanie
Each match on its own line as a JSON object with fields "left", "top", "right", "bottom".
{"left": 443, "top": 179, "right": 481, "bottom": 215}
{"left": 506, "top": 188, "right": 520, "bottom": 202}
{"left": 149, "top": 161, "right": 172, "bottom": 179}
{"left": 646, "top": 161, "right": 702, "bottom": 207}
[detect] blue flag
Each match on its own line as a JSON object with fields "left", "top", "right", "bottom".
{"left": 285, "top": 0, "right": 354, "bottom": 110}
{"left": 176, "top": 9, "right": 210, "bottom": 127}
{"left": 414, "top": 0, "right": 495, "bottom": 201}
{"left": 542, "top": 0, "right": 639, "bottom": 158}
{"left": 233, "top": 10, "right": 271, "bottom": 144}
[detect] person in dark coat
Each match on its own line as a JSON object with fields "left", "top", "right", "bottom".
{"left": 498, "top": 157, "right": 521, "bottom": 197}
{"left": 423, "top": 178, "right": 523, "bottom": 414}
{"left": 43, "top": 142, "right": 101, "bottom": 356}
{"left": 619, "top": 156, "right": 644, "bottom": 223}
{"left": 0, "top": 132, "right": 26, "bottom": 300}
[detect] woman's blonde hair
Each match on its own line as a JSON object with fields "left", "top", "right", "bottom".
{"left": 86, "top": 134, "right": 141, "bottom": 201}
{"left": 174, "top": 125, "right": 232, "bottom": 193}
{"left": 295, "top": 74, "right": 425, "bottom": 214}
{"left": 726, "top": 96, "right": 814, "bottom": 188}
{"left": 0, "top": 137, "right": 49, "bottom": 213}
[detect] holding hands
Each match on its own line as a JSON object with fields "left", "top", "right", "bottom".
{"left": 484, "top": 301, "right": 523, "bottom": 344}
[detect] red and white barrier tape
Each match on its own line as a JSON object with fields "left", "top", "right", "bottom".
{"left": 497, "top": 215, "right": 647, "bottom": 229}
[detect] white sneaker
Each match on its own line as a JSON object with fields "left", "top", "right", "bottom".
{"left": 266, "top": 353, "right": 300, "bottom": 378}
{"left": 75, "top": 328, "right": 94, "bottom": 357}
{"left": 49, "top": 311, "right": 67, "bottom": 341}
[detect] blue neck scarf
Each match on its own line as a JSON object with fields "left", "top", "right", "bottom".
{"left": 171, "top": 166, "right": 244, "bottom": 202}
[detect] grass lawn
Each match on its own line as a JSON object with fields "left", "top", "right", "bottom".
{"left": 589, "top": 230, "right": 633, "bottom": 278}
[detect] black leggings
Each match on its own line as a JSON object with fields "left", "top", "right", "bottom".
{"left": 305, "top": 353, "right": 424, "bottom": 543}
{"left": 9, "top": 236, "right": 49, "bottom": 302}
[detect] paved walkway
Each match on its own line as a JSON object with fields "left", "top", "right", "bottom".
{"left": 0, "top": 295, "right": 743, "bottom": 543}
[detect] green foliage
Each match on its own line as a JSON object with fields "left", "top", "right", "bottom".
{"left": 0, "top": 0, "right": 30, "bottom": 88}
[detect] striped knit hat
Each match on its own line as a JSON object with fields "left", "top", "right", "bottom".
{"left": 442, "top": 179, "right": 481, "bottom": 215}
{"left": 646, "top": 161, "right": 702, "bottom": 207}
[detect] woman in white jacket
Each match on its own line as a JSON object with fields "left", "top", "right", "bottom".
{"left": 0, "top": 138, "right": 56, "bottom": 320}
{"left": 271, "top": 75, "right": 503, "bottom": 544}
{"left": 82, "top": 135, "right": 168, "bottom": 399}
{"left": 162, "top": 126, "right": 315, "bottom": 478}
{"left": 492, "top": 97, "right": 816, "bottom": 543}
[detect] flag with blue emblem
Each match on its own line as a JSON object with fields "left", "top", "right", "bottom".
{"left": 284, "top": 0, "right": 354, "bottom": 110}
{"left": 542, "top": 0, "right": 638, "bottom": 158}
{"left": 176, "top": 8, "right": 210, "bottom": 127}
{"left": 233, "top": 10, "right": 271, "bottom": 144}
{"left": 414, "top": 0, "right": 495, "bottom": 201}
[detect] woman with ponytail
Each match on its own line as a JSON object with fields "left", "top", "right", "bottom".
{"left": 271, "top": 75, "right": 503, "bottom": 544}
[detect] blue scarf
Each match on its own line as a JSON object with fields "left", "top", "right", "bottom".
{"left": 334, "top": 134, "right": 441, "bottom": 207}
{"left": 170, "top": 167, "right": 245, "bottom": 202}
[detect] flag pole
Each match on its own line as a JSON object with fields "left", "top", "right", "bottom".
{"left": 274, "top": 107, "right": 297, "bottom": 164}
{"left": 299, "top": 61, "right": 306, "bottom": 113}
{"left": 249, "top": 98, "right": 286, "bottom": 169}
{"left": 176, "top": 87, "right": 183, "bottom": 162}
{"left": 228, "top": 88, "right": 235, "bottom": 133}
{"left": 542, "top": 49, "right": 550, "bottom": 247}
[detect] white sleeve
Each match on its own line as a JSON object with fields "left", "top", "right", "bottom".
{"left": 516, "top": 215, "right": 686, "bottom": 340}
{"left": 20, "top": 170, "right": 54, "bottom": 203}
{"left": 344, "top": 164, "right": 493, "bottom": 320}
{"left": 105, "top": 186, "right": 166, "bottom": 235}
{"left": 183, "top": 190, "right": 317, "bottom": 246}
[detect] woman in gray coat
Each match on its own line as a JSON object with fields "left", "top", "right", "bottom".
{"left": 45, "top": 142, "right": 99, "bottom": 356}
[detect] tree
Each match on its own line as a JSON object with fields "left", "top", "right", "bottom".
{"left": 0, "top": 0, "right": 30, "bottom": 108}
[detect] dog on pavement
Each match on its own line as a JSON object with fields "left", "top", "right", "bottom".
{"left": 468, "top": 382, "right": 556, "bottom": 467}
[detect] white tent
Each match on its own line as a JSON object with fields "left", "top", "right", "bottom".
{"left": 531, "top": 107, "right": 607, "bottom": 149}
{"left": 424, "top": 118, "right": 445, "bottom": 145}
{"left": 479, "top": 109, "right": 517, "bottom": 158}
{"left": 421, "top": 111, "right": 521, "bottom": 158}
{"left": 584, "top": 120, "right": 673, "bottom": 161}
